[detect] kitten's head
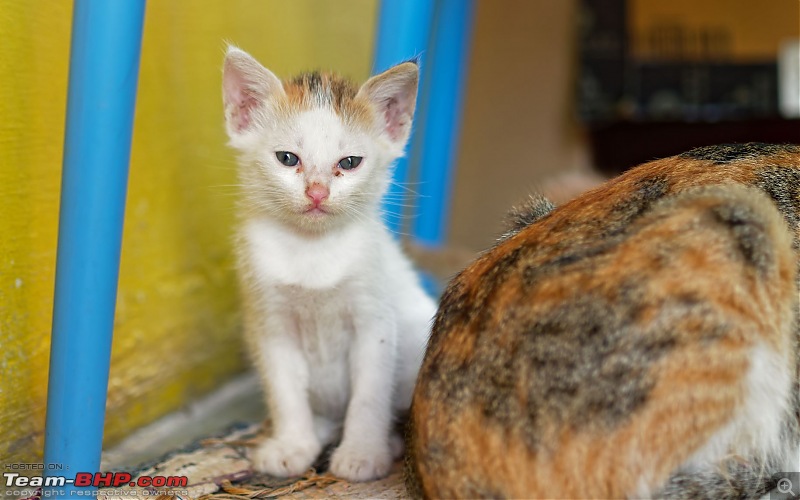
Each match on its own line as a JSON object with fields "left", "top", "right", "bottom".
{"left": 222, "top": 46, "right": 418, "bottom": 233}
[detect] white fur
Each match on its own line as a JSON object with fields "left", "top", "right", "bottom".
{"left": 631, "top": 341, "right": 796, "bottom": 499}
{"left": 684, "top": 342, "right": 793, "bottom": 469}
{"left": 224, "top": 47, "right": 435, "bottom": 481}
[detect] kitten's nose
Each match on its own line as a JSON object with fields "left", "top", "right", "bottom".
{"left": 306, "top": 183, "right": 329, "bottom": 206}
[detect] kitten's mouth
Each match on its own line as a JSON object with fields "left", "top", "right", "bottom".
{"left": 303, "top": 206, "right": 329, "bottom": 217}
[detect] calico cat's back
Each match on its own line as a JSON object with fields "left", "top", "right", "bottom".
{"left": 514, "top": 143, "right": 800, "bottom": 250}
{"left": 407, "top": 144, "right": 800, "bottom": 499}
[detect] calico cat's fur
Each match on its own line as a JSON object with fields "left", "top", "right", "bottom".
{"left": 407, "top": 143, "right": 800, "bottom": 498}
{"left": 222, "top": 47, "right": 436, "bottom": 482}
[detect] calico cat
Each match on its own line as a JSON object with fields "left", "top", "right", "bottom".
{"left": 407, "top": 143, "right": 800, "bottom": 498}
{"left": 221, "top": 47, "right": 436, "bottom": 482}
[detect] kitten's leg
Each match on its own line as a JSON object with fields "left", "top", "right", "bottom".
{"left": 389, "top": 432, "right": 405, "bottom": 460}
{"left": 313, "top": 415, "right": 340, "bottom": 447}
{"left": 249, "top": 319, "right": 321, "bottom": 477}
{"left": 330, "top": 305, "right": 398, "bottom": 481}
{"left": 393, "top": 307, "right": 433, "bottom": 412}
{"left": 391, "top": 303, "right": 435, "bottom": 461}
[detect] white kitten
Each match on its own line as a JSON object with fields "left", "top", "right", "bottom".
{"left": 222, "top": 46, "right": 436, "bottom": 482}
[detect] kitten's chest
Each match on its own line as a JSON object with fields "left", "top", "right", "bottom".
{"left": 283, "top": 285, "right": 353, "bottom": 417}
{"left": 243, "top": 218, "right": 369, "bottom": 289}
{"left": 287, "top": 287, "right": 353, "bottom": 358}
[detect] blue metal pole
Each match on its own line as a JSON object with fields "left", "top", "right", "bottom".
{"left": 411, "top": 0, "right": 475, "bottom": 247}
{"left": 44, "top": 0, "right": 145, "bottom": 496}
{"left": 373, "top": 0, "right": 435, "bottom": 233}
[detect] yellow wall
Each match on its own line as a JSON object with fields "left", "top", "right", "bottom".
{"left": 0, "top": 0, "right": 377, "bottom": 463}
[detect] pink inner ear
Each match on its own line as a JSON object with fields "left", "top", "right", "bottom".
{"left": 384, "top": 97, "right": 409, "bottom": 142}
{"left": 224, "top": 68, "right": 260, "bottom": 134}
{"left": 231, "top": 88, "right": 258, "bottom": 133}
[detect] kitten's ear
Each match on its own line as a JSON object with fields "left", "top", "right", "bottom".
{"left": 357, "top": 61, "right": 419, "bottom": 146}
{"left": 222, "top": 46, "right": 283, "bottom": 141}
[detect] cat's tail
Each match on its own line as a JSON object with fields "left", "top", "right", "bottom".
{"left": 656, "top": 455, "right": 791, "bottom": 499}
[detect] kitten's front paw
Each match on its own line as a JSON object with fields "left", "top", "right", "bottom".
{"left": 250, "top": 436, "right": 321, "bottom": 478}
{"left": 329, "top": 440, "right": 393, "bottom": 482}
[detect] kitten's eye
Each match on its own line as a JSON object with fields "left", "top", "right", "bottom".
{"left": 337, "top": 156, "right": 363, "bottom": 170}
{"left": 276, "top": 151, "right": 300, "bottom": 166}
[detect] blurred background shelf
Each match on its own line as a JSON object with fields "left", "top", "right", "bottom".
{"left": 589, "top": 118, "right": 800, "bottom": 175}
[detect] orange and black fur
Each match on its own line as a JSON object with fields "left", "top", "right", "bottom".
{"left": 407, "top": 143, "right": 800, "bottom": 498}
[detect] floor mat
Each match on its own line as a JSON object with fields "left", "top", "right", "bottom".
{"left": 97, "top": 423, "right": 408, "bottom": 499}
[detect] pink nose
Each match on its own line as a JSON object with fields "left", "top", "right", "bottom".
{"left": 306, "top": 184, "right": 329, "bottom": 206}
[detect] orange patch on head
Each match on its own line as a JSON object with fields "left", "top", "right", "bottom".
{"left": 278, "top": 71, "right": 374, "bottom": 130}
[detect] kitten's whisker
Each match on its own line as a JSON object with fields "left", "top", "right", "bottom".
{"left": 387, "top": 181, "right": 425, "bottom": 196}
{"left": 380, "top": 201, "right": 417, "bottom": 209}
